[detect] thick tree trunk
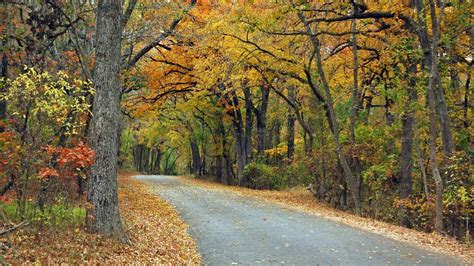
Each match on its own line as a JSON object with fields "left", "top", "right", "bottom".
{"left": 216, "top": 109, "right": 232, "bottom": 184}
{"left": 87, "top": 0, "right": 128, "bottom": 243}
{"left": 141, "top": 146, "right": 149, "bottom": 173}
{"left": 256, "top": 86, "right": 270, "bottom": 156}
{"left": 397, "top": 63, "right": 418, "bottom": 227}
{"left": 134, "top": 144, "right": 143, "bottom": 172}
{"left": 227, "top": 91, "right": 247, "bottom": 182}
{"left": 216, "top": 155, "right": 223, "bottom": 181}
{"left": 190, "top": 139, "right": 201, "bottom": 174}
{"left": 153, "top": 148, "right": 161, "bottom": 174}
{"left": 398, "top": 63, "right": 418, "bottom": 200}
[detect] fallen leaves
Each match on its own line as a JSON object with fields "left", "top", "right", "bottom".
{"left": 181, "top": 176, "right": 473, "bottom": 264}
{"left": 1, "top": 171, "right": 200, "bottom": 264}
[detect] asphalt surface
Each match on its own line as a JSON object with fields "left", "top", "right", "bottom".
{"left": 135, "top": 175, "right": 462, "bottom": 266}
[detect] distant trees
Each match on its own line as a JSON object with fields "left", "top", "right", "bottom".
{"left": 122, "top": 1, "right": 472, "bottom": 242}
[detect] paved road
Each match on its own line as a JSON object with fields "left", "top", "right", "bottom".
{"left": 136, "top": 175, "right": 462, "bottom": 265}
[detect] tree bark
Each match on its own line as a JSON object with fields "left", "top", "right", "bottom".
{"left": 216, "top": 155, "right": 223, "bottom": 181}
{"left": 414, "top": 0, "right": 455, "bottom": 161}
{"left": 220, "top": 87, "right": 247, "bottom": 182}
{"left": 349, "top": 2, "right": 359, "bottom": 144}
{"left": 243, "top": 84, "right": 253, "bottom": 161}
{"left": 255, "top": 86, "right": 270, "bottom": 156}
{"left": 153, "top": 148, "right": 161, "bottom": 174}
{"left": 0, "top": 46, "right": 7, "bottom": 133}
{"left": 87, "top": 0, "right": 128, "bottom": 243}
{"left": 424, "top": 0, "right": 445, "bottom": 233}
{"left": 287, "top": 88, "right": 296, "bottom": 160}
{"left": 230, "top": 90, "right": 247, "bottom": 182}
{"left": 398, "top": 63, "right": 417, "bottom": 200}
{"left": 190, "top": 139, "right": 201, "bottom": 174}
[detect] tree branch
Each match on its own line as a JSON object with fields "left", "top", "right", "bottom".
{"left": 125, "top": 0, "right": 197, "bottom": 68}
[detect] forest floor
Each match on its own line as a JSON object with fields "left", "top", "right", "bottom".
{"left": 0, "top": 171, "right": 200, "bottom": 264}
{"left": 138, "top": 175, "right": 470, "bottom": 265}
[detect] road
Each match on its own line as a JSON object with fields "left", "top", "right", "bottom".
{"left": 135, "top": 175, "right": 461, "bottom": 265}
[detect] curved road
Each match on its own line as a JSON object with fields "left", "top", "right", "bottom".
{"left": 136, "top": 175, "right": 461, "bottom": 265}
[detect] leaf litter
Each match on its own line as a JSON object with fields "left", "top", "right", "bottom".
{"left": 1, "top": 171, "right": 200, "bottom": 264}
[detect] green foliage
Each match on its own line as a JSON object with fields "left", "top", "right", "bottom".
{"left": 1, "top": 67, "right": 92, "bottom": 137}
{"left": 243, "top": 162, "right": 276, "bottom": 190}
{"left": 1, "top": 199, "right": 86, "bottom": 227}
{"left": 274, "top": 160, "right": 313, "bottom": 190}
{"left": 242, "top": 161, "right": 313, "bottom": 190}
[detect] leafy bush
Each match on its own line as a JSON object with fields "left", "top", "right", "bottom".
{"left": 0, "top": 68, "right": 94, "bottom": 220}
{"left": 243, "top": 160, "right": 313, "bottom": 191}
{"left": 243, "top": 162, "right": 276, "bottom": 190}
{"left": 277, "top": 160, "right": 313, "bottom": 189}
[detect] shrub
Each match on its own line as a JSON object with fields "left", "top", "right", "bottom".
{"left": 0, "top": 68, "right": 94, "bottom": 221}
{"left": 278, "top": 160, "right": 313, "bottom": 189}
{"left": 242, "top": 162, "right": 276, "bottom": 190}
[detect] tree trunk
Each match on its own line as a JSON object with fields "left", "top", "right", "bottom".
{"left": 0, "top": 46, "right": 7, "bottom": 133}
{"left": 296, "top": 10, "right": 361, "bottom": 213}
{"left": 243, "top": 84, "right": 253, "bottom": 161}
{"left": 256, "top": 86, "right": 270, "bottom": 156}
{"left": 216, "top": 155, "right": 223, "bottom": 181}
{"left": 134, "top": 144, "right": 143, "bottom": 172}
{"left": 415, "top": 135, "right": 430, "bottom": 203}
{"left": 141, "top": 146, "right": 149, "bottom": 173}
{"left": 398, "top": 63, "right": 417, "bottom": 200}
{"left": 153, "top": 148, "right": 161, "bottom": 174}
{"left": 414, "top": 0, "right": 455, "bottom": 161}
{"left": 397, "top": 63, "right": 418, "bottom": 227}
{"left": 287, "top": 91, "right": 296, "bottom": 161}
{"left": 190, "top": 139, "right": 201, "bottom": 175}
{"left": 424, "top": 0, "right": 445, "bottom": 233}
{"left": 87, "top": 0, "right": 128, "bottom": 243}
{"left": 349, "top": 3, "right": 359, "bottom": 144}
{"left": 228, "top": 90, "right": 247, "bottom": 182}
{"left": 428, "top": 67, "right": 445, "bottom": 233}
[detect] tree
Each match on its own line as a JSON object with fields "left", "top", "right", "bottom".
{"left": 87, "top": 0, "right": 128, "bottom": 242}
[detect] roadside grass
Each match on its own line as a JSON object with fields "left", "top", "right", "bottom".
{"left": 2, "top": 200, "right": 86, "bottom": 228}
{"left": 181, "top": 176, "right": 473, "bottom": 263}
{"left": 0, "top": 171, "right": 200, "bottom": 264}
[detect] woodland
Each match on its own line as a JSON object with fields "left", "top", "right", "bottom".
{"left": 0, "top": 0, "right": 472, "bottom": 257}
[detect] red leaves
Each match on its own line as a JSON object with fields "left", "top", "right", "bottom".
{"left": 0, "top": 195, "right": 13, "bottom": 204}
{"left": 38, "top": 167, "right": 59, "bottom": 179}
{"left": 43, "top": 142, "right": 95, "bottom": 180}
